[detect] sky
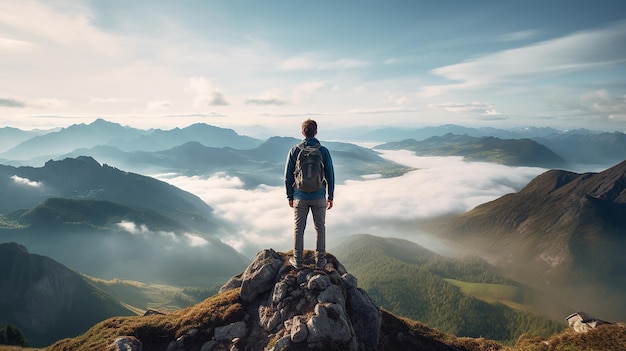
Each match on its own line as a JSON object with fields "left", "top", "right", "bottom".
{"left": 154, "top": 150, "right": 548, "bottom": 258}
{"left": 1, "top": 0, "right": 626, "bottom": 135}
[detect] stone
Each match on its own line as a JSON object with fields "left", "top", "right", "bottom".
{"left": 111, "top": 336, "right": 142, "bottom": 351}
{"left": 346, "top": 286, "right": 381, "bottom": 350}
{"left": 306, "top": 303, "right": 353, "bottom": 346}
{"left": 317, "top": 284, "right": 345, "bottom": 305}
{"left": 307, "top": 274, "right": 331, "bottom": 290}
{"left": 214, "top": 321, "right": 247, "bottom": 341}
{"left": 240, "top": 249, "right": 283, "bottom": 302}
{"left": 290, "top": 316, "right": 309, "bottom": 343}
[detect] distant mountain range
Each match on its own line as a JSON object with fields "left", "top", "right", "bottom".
{"left": 0, "top": 118, "right": 261, "bottom": 162}
{"left": 0, "top": 242, "right": 135, "bottom": 347}
{"left": 1, "top": 120, "right": 624, "bottom": 172}
{"left": 375, "top": 133, "right": 568, "bottom": 168}
{"left": 419, "top": 160, "right": 626, "bottom": 321}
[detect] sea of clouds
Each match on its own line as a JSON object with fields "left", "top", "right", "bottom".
{"left": 155, "top": 150, "right": 547, "bottom": 258}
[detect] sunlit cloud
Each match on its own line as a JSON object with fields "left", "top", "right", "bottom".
{"left": 155, "top": 151, "right": 546, "bottom": 257}
{"left": 187, "top": 77, "right": 228, "bottom": 107}
{"left": 11, "top": 175, "right": 42, "bottom": 187}
{"left": 117, "top": 220, "right": 149, "bottom": 235}
{"left": 421, "top": 21, "right": 626, "bottom": 96}
{"left": 185, "top": 233, "right": 210, "bottom": 247}
{"left": 428, "top": 102, "right": 500, "bottom": 116}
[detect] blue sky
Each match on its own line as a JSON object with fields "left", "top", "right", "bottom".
{"left": 1, "top": 0, "right": 625, "bottom": 134}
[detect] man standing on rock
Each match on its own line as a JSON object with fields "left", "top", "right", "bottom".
{"left": 284, "top": 119, "right": 335, "bottom": 270}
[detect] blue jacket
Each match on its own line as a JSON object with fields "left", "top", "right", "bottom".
{"left": 284, "top": 137, "right": 335, "bottom": 201}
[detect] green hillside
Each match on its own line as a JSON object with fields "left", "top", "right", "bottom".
{"left": 333, "top": 234, "right": 564, "bottom": 343}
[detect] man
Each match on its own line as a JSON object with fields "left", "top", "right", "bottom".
{"left": 284, "top": 119, "right": 335, "bottom": 270}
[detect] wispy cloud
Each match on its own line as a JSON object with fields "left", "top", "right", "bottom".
{"left": 428, "top": 102, "right": 500, "bottom": 116}
{"left": 421, "top": 21, "right": 626, "bottom": 97}
{"left": 245, "top": 90, "right": 288, "bottom": 106}
{"left": 279, "top": 53, "right": 370, "bottom": 71}
{"left": 146, "top": 100, "right": 172, "bottom": 112}
{"left": 0, "top": 98, "right": 26, "bottom": 108}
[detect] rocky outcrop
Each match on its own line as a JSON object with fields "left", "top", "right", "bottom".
{"left": 110, "top": 249, "right": 382, "bottom": 351}
{"left": 219, "top": 249, "right": 382, "bottom": 351}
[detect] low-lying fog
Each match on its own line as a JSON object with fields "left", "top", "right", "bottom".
{"left": 155, "top": 150, "right": 550, "bottom": 258}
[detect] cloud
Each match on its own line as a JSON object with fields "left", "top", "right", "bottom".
{"left": 89, "top": 97, "right": 134, "bottom": 104}
{"left": 292, "top": 81, "right": 327, "bottom": 101}
{"left": 146, "top": 100, "right": 172, "bottom": 112}
{"left": 279, "top": 53, "right": 370, "bottom": 71}
{"left": 245, "top": 90, "right": 288, "bottom": 106}
{"left": 428, "top": 102, "right": 500, "bottom": 116}
{"left": 0, "top": 98, "right": 26, "bottom": 108}
{"left": 421, "top": 21, "right": 626, "bottom": 96}
{"left": 155, "top": 151, "right": 546, "bottom": 257}
{"left": 11, "top": 175, "right": 42, "bottom": 187}
{"left": 188, "top": 77, "right": 229, "bottom": 107}
{"left": 0, "top": 36, "right": 34, "bottom": 51}
{"left": 496, "top": 30, "right": 540, "bottom": 42}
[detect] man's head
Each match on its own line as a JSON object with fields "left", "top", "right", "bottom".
{"left": 301, "top": 119, "right": 317, "bottom": 138}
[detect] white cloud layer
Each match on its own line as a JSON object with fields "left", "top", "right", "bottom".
{"left": 155, "top": 151, "right": 547, "bottom": 257}
{"left": 11, "top": 175, "right": 42, "bottom": 187}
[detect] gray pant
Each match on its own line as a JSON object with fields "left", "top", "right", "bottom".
{"left": 293, "top": 199, "right": 326, "bottom": 263}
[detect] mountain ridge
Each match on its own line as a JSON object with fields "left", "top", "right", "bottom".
{"left": 419, "top": 160, "right": 626, "bottom": 320}
{"left": 0, "top": 242, "right": 135, "bottom": 347}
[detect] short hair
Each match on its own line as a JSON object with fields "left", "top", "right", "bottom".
{"left": 301, "top": 119, "right": 317, "bottom": 138}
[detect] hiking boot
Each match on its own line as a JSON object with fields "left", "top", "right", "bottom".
{"left": 315, "top": 257, "right": 327, "bottom": 270}
{"left": 289, "top": 256, "right": 302, "bottom": 270}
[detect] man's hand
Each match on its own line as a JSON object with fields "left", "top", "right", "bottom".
{"left": 327, "top": 199, "right": 333, "bottom": 210}
{"left": 289, "top": 200, "right": 294, "bottom": 208}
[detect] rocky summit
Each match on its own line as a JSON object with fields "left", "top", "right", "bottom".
{"left": 217, "top": 249, "right": 382, "bottom": 351}
{"left": 103, "top": 249, "right": 384, "bottom": 351}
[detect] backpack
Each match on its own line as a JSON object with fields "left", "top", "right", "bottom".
{"left": 294, "top": 142, "right": 325, "bottom": 192}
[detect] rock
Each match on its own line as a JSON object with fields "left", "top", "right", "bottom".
{"left": 306, "top": 303, "right": 356, "bottom": 350}
{"left": 290, "top": 316, "right": 309, "bottom": 343}
{"left": 239, "top": 249, "right": 283, "bottom": 302}
{"left": 215, "top": 321, "right": 247, "bottom": 341}
{"left": 307, "top": 274, "right": 331, "bottom": 290}
{"left": 200, "top": 340, "right": 219, "bottom": 351}
{"left": 346, "top": 286, "right": 382, "bottom": 350}
{"left": 111, "top": 336, "right": 142, "bottom": 351}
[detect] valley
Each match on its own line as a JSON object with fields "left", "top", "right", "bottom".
{"left": 0, "top": 119, "right": 624, "bottom": 349}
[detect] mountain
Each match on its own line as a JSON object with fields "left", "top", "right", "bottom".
{"left": 0, "top": 119, "right": 147, "bottom": 161}
{"left": 0, "top": 242, "right": 135, "bottom": 347}
{"left": 15, "top": 248, "right": 624, "bottom": 351}
{"left": 342, "top": 124, "right": 564, "bottom": 142}
{"left": 57, "top": 137, "right": 413, "bottom": 188}
{"left": 332, "top": 234, "right": 564, "bottom": 342}
{"left": 0, "top": 156, "right": 249, "bottom": 284}
{"left": 0, "top": 127, "right": 47, "bottom": 154}
{"left": 533, "top": 131, "right": 626, "bottom": 166}
{"left": 0, "top": 197, "right": 248, "bottom": 285}
{"left": 0, "top": 156, "right": 215, "bottom": 232}
{"left": 375, "top": 133, "right": 568, "bottom": 168}
{"left": 120, "top": 122, "right": 262, "bottom": 152}
{"left": 0, "top": 119, "right": 262, "bottom": 162}
{"left": 419, "top": 160, "right": 626, "bottom": 320}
